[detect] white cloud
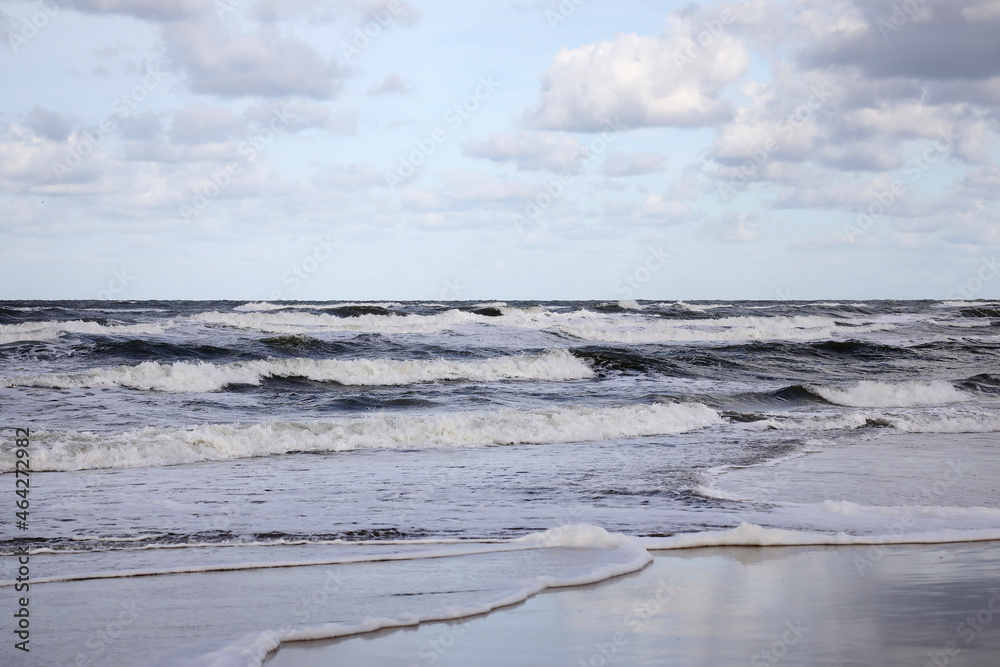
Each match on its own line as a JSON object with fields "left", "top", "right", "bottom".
{"left": 24, "top": 106, "right": 72, "bottom": 142}
{"left": 164, "top": 23, "right": 346, "bottom": 98}
{"left": 523, "top": 26, "right": 749, "bottom": 131}
{"left": 74, "top": 0, "right": 212, "bottom": 20}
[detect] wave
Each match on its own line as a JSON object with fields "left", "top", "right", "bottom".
{"left": 86, "top": 338, "right": 240, "bottom": 362}
{"left": 190, "top": 308, "right": 489, "bottom": 334}
{"left": 188, "top": 308, "right": 900, "bottom": 344}
{"left": 124, "top": 525, "right": 650, "bottom": 667}
{"left": 0, "top": 349, "right": 592, "bottom": 392}
{"left": 956, "top": 374, "right": 1000, "bottom": 394}
{"left": 555, "top": 315, "right": 895, "bottom": 344}
{"left": 880, "top": 411, "right": 1000, "bottom": 433}
{"left": 959, "top": 307, "right": 1000, "bottom": 318}
{"left": 234, "top": 302, "right": 404, "bottom": 312}
{"left": 751, "top": 408, "right": 1000, "bottom": 433}
{"left": 749, "top": 412, "right": 873, "bottom": 431}
{"left": 638, "top": 521, "right": 1000, "bottom": 550}
{"left": 0, "top": 320, "right": 166, "bottom": 345}
{"left": 804, "top": 380, "right": 968, "bottom": 407}
{"left": 4, "top": 402, "right": 723, "bottom": 471}
{"left": 20, "top": 518, "right": 1000, "bottom": 667}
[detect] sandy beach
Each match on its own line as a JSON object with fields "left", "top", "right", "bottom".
{"left": 267, "top": 541, "right": 1000, "bottom": 666}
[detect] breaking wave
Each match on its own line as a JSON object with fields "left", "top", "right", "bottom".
{"left": 0, "top": 349, "right": 592, "bottom": 392}
{"left": 5, "top": 402, "right": 724, "bottom": 471}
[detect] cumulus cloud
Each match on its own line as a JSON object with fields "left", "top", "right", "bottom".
{"left": 73, "top": 0, "right": 213, "bottom": 20}
{"left": 799, "top": 0, "right": 1000, "bottom": 81}
{"left": 164, "top": 23, "right": 346, "bottom": 98}
{"left": 24, "top": 106, "right": 71, "bottom": 142}
{"left": 523, "top": 22, "right": 749, "bottom": 131}
{"left": 462, "top": 131, "right": 589, "bottom": 172}
{"left": 255, "top": 0, "right": 423, "bottom": 26}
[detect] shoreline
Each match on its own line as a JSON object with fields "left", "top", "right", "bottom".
{"left": 266, "top": 541, "right": 1000, "bottom": 666}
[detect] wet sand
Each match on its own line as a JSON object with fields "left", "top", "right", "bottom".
{"left": 266, "top": 541, "right": 1000, "bottom": 666}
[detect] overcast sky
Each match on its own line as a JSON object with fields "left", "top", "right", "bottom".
{"left": 1, "top": 0, "right": 998, "bottom": 300}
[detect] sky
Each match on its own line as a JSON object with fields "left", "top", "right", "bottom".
{"left": 0, "top": 0, "right": 998, "bottom": 301}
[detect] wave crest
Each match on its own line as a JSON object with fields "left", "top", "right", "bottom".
{"left": 3, "top": 402, "right": 723, "bottom": 471}
{"left": 0, "top": 349, "right": 593, "bottom": 392}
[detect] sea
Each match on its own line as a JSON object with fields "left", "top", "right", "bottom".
{"left": 1, "top": 299, "right": 999, "bottom": 666}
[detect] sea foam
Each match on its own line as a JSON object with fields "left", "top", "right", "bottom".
{"left": 805, "top": 380, "right": 968, "bottom": 407}
{"left": 0, "top": 320, "right": 166, "bottom": 345}
{"left": 0, "top": 349, "right": 592, "bottom": 392}
{"left": 6, "top": 402, "right": 723, "bottom": 471}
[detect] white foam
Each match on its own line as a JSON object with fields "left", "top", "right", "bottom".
{"left": 187, "top": 309, "right": 898, "bottom": 344}
{"left": 616, "top": 300, "right": 643, "bottom": 310}
{"left": 80, "top": 519, "right": 1000, "bottom": 667}
{"left": 0, "top": 349, "right": 593, "bottom": 392}
{"left": 673, "top": 301, "right": 727, "bottom": 311}
{"left": 556, "top": 315, "right": 894, "bottom": 344}
{"left": 189, "top": 308, "right": 487, "bottom": 334}
{"left": 638, "top": 521, "right": 1000, "bottom": 550}
{"left": 816, "top": 500, "right": 1000, "bottom": 521}
{"left": 5, "top": 402, "right": 723, "bottom": 472}
{"left": 0, "top": 320, "right": 166, "bottom": 345}
{"left": 882, "top": 411, "right": 1000, "bottom": 433}
{"left": 935, "top": 300, "right": 1000, "bottom": 308}
{"left": 752, "top": 408, "right": 1000, "bottom": 433}
{"left": 807, "top": 380, "right": 967, "bottom": 408}
{"left": 182, "top": 525, "right": 651, "bottom": 667}
{"left": 748, "top": 412, "right": 871, "bottom": 431}
{"left": 2, "top": 541, "right": 549, "bottom": 586}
